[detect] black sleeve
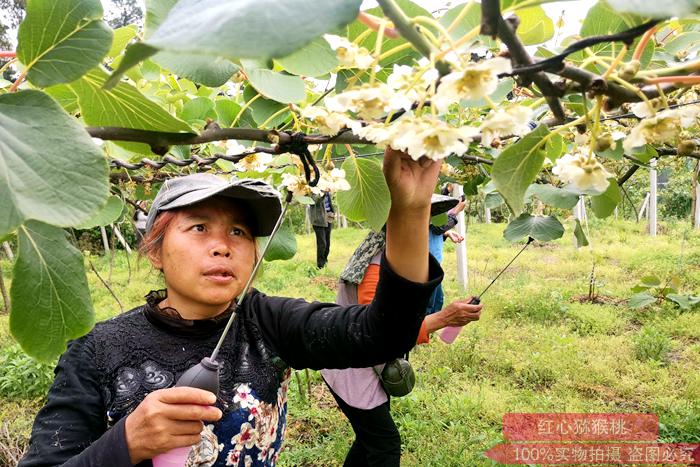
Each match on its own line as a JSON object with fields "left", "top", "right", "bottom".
{"left": 252, "top": 252, "right": 443, "bottom": 370}
{"left": 429, "top": 214, "right": 458, "bottom": 236}
{"left": 18, "top": 337, "right": 132, "bottom": 467}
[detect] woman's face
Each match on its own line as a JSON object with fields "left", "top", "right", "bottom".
{"left": 148, "top": 197, "right": 257, "bottom": 318}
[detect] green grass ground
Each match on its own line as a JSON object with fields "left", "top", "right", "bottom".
{"left": 1, "top": 219, "right": 699, "bottom": 466}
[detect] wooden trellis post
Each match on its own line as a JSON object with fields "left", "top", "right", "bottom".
{"left": 484, "top": 207, "right": 492, "bottom": 224}
{"left": 111, "top": 224, "right": 132, "bottom": 254}
{"left": 100, "top": 226, "right": 110, "bottom": 253}
{"left": 638, "top": 193, "right": 650, "bottom": 221}
{"left": 453, "top": 184, "right": 468, "bottom": 292}
{"left": 573, "top": 195, "right": 586, "bottom": 248}
{"left": 649, "top": 159, "right": 657, "bottom": 237}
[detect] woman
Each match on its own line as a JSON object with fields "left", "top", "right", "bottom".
{"left": 322, "top": 199, "right": 482, "bottom": 466}
{"left": 18, "top": 148, "right": 443, "bottom": 467}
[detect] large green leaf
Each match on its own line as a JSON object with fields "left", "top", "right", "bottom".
{"left": 516, "top": 6, "right": 554, "bottom": 45}
{"left": 145, "top": 0, "right": 179, "bottom": 37}
{"left": 179, "top": 97, "right": 217, "bottom": 126}
{"left": 153, "top": 52, "right": 239, "bottom": 87}
{"left": 242, "top": 85, "right": 290, "bottom": 127}
{"left": 590, "top": 179, "right": 621, "bottom": 218}
{"left": 10, "top": 221, "right": 95, "bottom": 361}
{"left": 74, "top": 196, "right": 125, "bottom": 229}
{"left": 70, "top": 68, "right": 193, "bottom": 153}
{"left": 108, "top": 25, "right": 139, "bottom": 59}
{"left": 492, "top": 125, "right": 549, "bottom": 215}
{"left": 17, "top": 0, "right": 113, "bottom": 87}
{"left": 244, "top": 67, "right": 306, "bottom": 104}
{"left": 148, "top": 0, "right": 362, "bottom": 59}
{"left": 503, "top": 213, "right": 565, "bottom": 243}
{"left": 629, "top": 292, "right": 657, "bottom": 308}
{"left": 337, "top": 157, "right": 391, "bottom": 231}
{"left": 276, "top": 38, "right": 339, "bottom": 77}
{"left": 0, "top": 90, "right": 109, "bottom": 238}
{"left": 526, "top": 184, "right": 580, "bottom": 209}
{"left": 261, "top": 224, "right": 297, "bottom": 261}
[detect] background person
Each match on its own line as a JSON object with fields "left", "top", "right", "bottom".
{"left": 310, "top": 189, "right": 335, "bottom": 268}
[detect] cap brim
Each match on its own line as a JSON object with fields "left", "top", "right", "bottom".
{"left": 159, "top": 180, "right": 282, "bottom": 236}
{"left": 430, "top": 194, "right": 459, "bottom": 217}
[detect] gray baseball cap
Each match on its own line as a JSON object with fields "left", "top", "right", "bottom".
{"left": 145, "top": 173, "right": 282, "bottom": 236}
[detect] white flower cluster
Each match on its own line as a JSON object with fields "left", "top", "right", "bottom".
{"left": 297, "top": 55, "right": 533, "bottom": 161}
{"left": 281, "top": 168, "right": 351, "bottom": 197}
{"left": 623, "top": 105, "right": 700, "bottom": 152}
{"left": 552, "top": 151, "right": 613, "bottom": 194}
{"left": 324, "top": 35, "right": 375, "bottom": 69}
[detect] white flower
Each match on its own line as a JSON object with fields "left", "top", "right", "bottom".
{"left": 233, "top": 383, "right": 259, "bottom": 410}
{"left": 300, "top": 107, "right": 351, "bottom": 136}
{"left": 225, "top": 139, "right": 247, "bottom": 155}
{"left": 630, "top": 101, "right": 660, "bottom": 119}
{"left": 623, "top": 111, "right": 680, "bottom": 152}
{"left": 675, "top": 105, "right": 700, "bottom": 127}
{"left": 479, "top": 106, "right": 533, "bottom": 147}
{"left": 552, "top": 152, "right": 613, "bottom": 194}
{"left": 323, "top": 34, "right": 375, "bottom": 69}
{"left": 386, "top": 64, "right": 438, "bottom": 111}
{"left": 235, "top": 152, "right": 272, "bottom": 173}
{"left": 351, "top": 122, "right": 394, "bottom": 147}
{"left": 326, "top": 83, "right": 397, "bottom": 120}
{"left": 281, "top": 173, "right": 314, "bottom": 197}
{"left": 231, "top": 422, "right": 258, "bottom": 450}
{"left": 318, "top": 168, "right": 351, "bottom": 193}
{"left": 390, "top": 116, "right": 479, "bottom": 161}
{"left": 433, "top": 57, "right": 512, "bottom": 113}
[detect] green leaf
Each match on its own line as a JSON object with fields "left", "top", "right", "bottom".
{"left": 74, "top": 196, "right": 125, "bottom": 229}
{"left": 337, "top": 157, "right": 391, "bottom": 231}
{"left": 431, "top": 212, "right": 448, "bottom": 227}
{"left": 590, "top": 179, "right": 621, "bottom": 218}
{"left": 666, "top": 294, "right": 700, "bottom": 310}
{"left": 629, "top": 292, "right": 657, "bottom": 308}
{"left": 153, "top": 52, "right": 239, "bottom": 87}
{"left": 484, "top": 192, "right": 504, "bottom": 209}
{"left": 242, "top": 85, "right": 289, "bottom": 127}
{"left": 631, "top": 145, "right": 658, "bottom": 164}
{"left": 108, "top": 24, "right": 139, "bottom": 58}
{"left": 69, "top": 68, "right": 193, "bottom": 153}
{"left": 276, "top": 38, "right": 339, "bottom": 77}
{"left": 104, "top": 42, "right": 159, "bottom": 89}
{"left": 516, "top": 6, "right": 554, "bottom": 45}
{"left": 244, "top": 67, "right": 306, "bottom": 104}
{"left": 503, "top": 213, "right": 565, "bottom": 243}
{"left": 573, "top": 219, "right": 589, "bottom": 248}
{"left": 179, "top": 97, "right": 217, "bottom": 125}
{"left": 17, "top": 0, "right": 113, "bottom": 87}
{"left": 149, "top": 0, "right": 362, "bottom": 59}
{"left": 547, "top": 133, "right": 567, "bottom": 162}
{"left": 492, "top": 125, "right": 549, "bottom": 215}
{"left": 439, "top": 2, "right": 497, "bottom": 48}
{"left": 145, "top": 0, "right": 178, "bottom": 37}
{"left": 0, "top": 90, "right": 109, "bottom": 238}
{"left": 44, "top": 84, "right": 79, "bottom": 114}
{"left": 641, "top": 275, "right": 661, "bottom": 287}
{"left": 10, "top": 221, "right": 95, "bottom": 361}
{"left": 215, "top": 100, "right": 243, "bottom": 127}
{"left": 261, "top": 224, "right": 297, "bottom": 261}
{"left": 526, "top": 184, "right": 580, "bottom": 209}
{"left": 596, "top": 140, "right": 624, "bottom": 160}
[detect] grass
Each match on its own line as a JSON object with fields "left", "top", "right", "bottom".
{"left": 1, "top": 220, "right": 699, "bottom": 466}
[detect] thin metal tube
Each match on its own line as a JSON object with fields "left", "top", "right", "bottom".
{"left": 477, "top": 237, "right": 533, "bottom": 299}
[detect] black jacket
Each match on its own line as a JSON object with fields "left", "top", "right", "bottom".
{"left": 19, "top": 253, "right": 442, "bottom": 467}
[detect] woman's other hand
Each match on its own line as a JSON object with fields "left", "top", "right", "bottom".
{"left": 383, "top": 147, "right": 441, "bottom": 213}
{"left": 124, "top": 387, "right": 222, "bottom": 464}
{"left": 445, "top": 230, "right": 464, "bottom": 243}
{"left": 425, "top": 297, "right": 482, "bottom": 333}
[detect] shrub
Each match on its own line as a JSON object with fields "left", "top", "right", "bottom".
{"left": 0, "top": 346, "right": 56, "bottom": 399}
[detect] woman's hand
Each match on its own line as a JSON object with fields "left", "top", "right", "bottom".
{"left": 445, "top": 230, "right": 464, "bottom": 243}
{"left": 383, "top": 147, "right": 441, "bottom": 213}
{"left": 124, "top": 387, "right": 222, "bottom": 464}
{"left": 425, "top": 297, "right": 483, "bottom": 333}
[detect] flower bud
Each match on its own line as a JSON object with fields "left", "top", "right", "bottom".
{"left": 324, "top": 161, "right": 335, "bottom": 171}
{"left": 594, "top": 133, "right": 613, "bottom": 153}
{"left": 619, "top": 60, "right": 640, "bottom": 81}
{"left": 678, "top": 140, "right": 697, "bottom": 156}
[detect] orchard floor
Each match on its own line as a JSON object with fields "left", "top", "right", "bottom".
{"left": 1, "top": 219, "right": 699, "bottom": 466}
